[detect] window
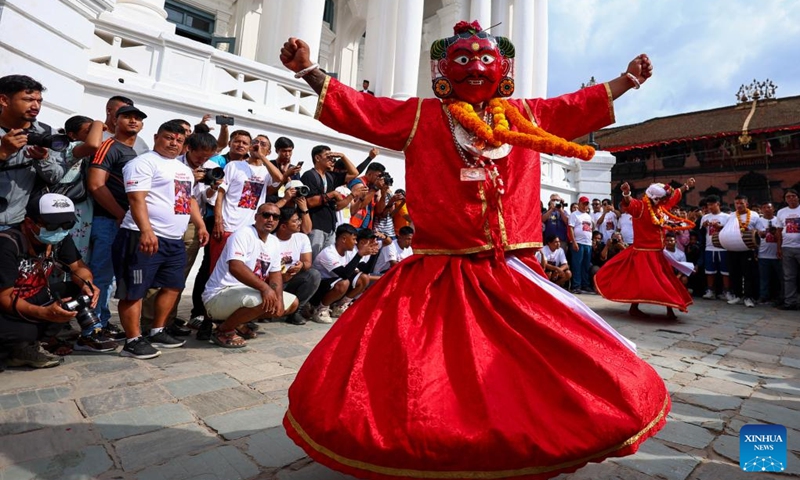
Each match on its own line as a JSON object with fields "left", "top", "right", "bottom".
{"left": 165, "top": 0, "right": 216, "bottom": 45}
{"left": 323, "top": 0, "right": 335, "bottom": 30}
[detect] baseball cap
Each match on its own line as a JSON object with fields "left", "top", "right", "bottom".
{"left": 116, "top": 105, "right": 148, "bottom": 119}
{"left": 30, "top": 193, "right": 77, "bottom": 226}
{"left": 357, "top": 228, "right": 378, "bottom": 241}
{"left": 578, "top": 196, "right": 590, "bottom": 204}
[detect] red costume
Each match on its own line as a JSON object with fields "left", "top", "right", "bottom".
{"left": 595, "top": 190, "right": 694, "bottom": 311}
{"left": 283, "top": 24, "right": 668, "bottom": 480}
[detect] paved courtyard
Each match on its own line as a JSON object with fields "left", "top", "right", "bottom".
{"left": 0, "top": 293, "right": 798, "bottom": 480}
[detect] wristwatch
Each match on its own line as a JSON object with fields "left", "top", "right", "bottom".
{"left": 298, "top": 209, "right": 309, "bottom": 215}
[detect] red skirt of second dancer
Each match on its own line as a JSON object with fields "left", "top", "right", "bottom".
{"left": 284, "top": 253, "right": 669, "bottom": 480}
{"left": 595, "top": 247, "right": 693, "bottom": 312}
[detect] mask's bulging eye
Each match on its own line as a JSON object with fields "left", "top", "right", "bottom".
{"left": 481, "top": 54, "right": 495, "bottom": 64}
{"left": 454, "top": 55, "right": 469, "bottom": 65}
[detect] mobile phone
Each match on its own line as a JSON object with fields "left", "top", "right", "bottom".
{"left": 215, "top": 115, "right": 234, "bottom": 126}
{"left": 296, "top": 161, "right": 304, "bottom": 168}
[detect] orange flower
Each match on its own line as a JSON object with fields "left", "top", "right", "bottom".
{"left": 644, "top": 196, "right": 695, "bottom": 232}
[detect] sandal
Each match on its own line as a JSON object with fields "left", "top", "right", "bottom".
{"left": 211, "top": 329, "right": 247, "bottom": 348}
{"left": 41, "top": 337, "right": 73, "bottom": 356}
{"left": 235, "top": 324, "right": 258, "bottom": 340}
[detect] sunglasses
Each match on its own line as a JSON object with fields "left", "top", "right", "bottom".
{"left": 43, "top": 221, "right": 76, "bottom": 231}
{"left": 260, "top": 212, "right": 280, "bottom": 220}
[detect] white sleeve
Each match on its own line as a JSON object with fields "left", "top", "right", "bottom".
{"left": 316, "top": 249, "right": 341, "bottom": 274}
{"left": 223, "top": 231, "right": 252, "bottom": 265}
{"left": 122, "top": 156, "right": 153, "bottom": 192}
{"left": 298, "top": 234, "right": 312, "bottom": 255}
{"left": 267, "top": 239, "right": 282, "bottom": 273}
{"left": 555, "top": 249, "right": 568, "bottom": 266}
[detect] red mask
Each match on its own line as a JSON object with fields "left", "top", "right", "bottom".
{"left": 439, "top": 36, "right": 510, "bottom": 104}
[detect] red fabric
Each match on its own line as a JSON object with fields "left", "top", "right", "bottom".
{"left": 285, "top": 78, "right": 670, "bottom": 479}
{"left": 285, "top": 255, "right": 669, "bottom": 479}
{"left": 208, "top": 231, "right": 232, "bottom": 275}
{"left": 594, "top": 190, "right": 693, "bottom": 311}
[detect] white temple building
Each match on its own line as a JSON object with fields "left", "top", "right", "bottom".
{"left": 0, "top": 0, "right": 614, "bottom": 201}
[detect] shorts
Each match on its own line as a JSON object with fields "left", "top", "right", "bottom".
{"left": 204, "top": 285, "right": 297, "bottom": 321}
{"left": 310, "top": 275, "right": 360, "bottom": 305}
{"left": 704, "top": 250, "right": 729, "bottom": 275}
{"left": 112, "top": 229, "right": 187, "bottom": 300}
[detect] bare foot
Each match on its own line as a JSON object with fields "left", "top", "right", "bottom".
{"left": 666, "top": 307, "right": 677, "bottom": 320}
{"left": 628, "top": 304, "right": 651, "bottom": 318}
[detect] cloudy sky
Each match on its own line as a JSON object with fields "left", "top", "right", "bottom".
{"left": 548, "top": 0, "right": 800, "bottom": 126}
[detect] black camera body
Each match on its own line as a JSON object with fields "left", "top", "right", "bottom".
{"left": 26, "top": 130, "right": 70, "bottom": 152}
{"left": 202, "top": 167, "right": 225, "bottom": 185}
{"left": 215, "top": 115, "right": 235, "bottom": 126}
{"left": 62, "top": 294, "right": 102, "bottom": 331}
{"left": 554, "top": 201, "right": 564, "bottom": 209}
{"left": 295, "top": 185, "right": 310, "bottom": 197}
{"left": 380, "top": 172, "right": 394, "bottom": 187}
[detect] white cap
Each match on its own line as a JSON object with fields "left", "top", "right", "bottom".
{"left": 36, "top": 193, "right": 77, "bottom": 225}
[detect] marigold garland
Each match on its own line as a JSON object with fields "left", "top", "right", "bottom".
{"left": 736, "top": 209, "right": 752, "bottom": 232}
{"left": 643, "top": 195, "right": 695, "bottom": 232}
{"left": 445, "top": 99, "right": 596, "bottom": 160}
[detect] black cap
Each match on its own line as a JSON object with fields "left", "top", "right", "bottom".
{"left": 116, "top": 105, "right": 147, "bottom": 119}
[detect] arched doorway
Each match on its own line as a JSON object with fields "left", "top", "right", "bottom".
{"left": 737, "top": 171, "right": 769, "bottom": 205}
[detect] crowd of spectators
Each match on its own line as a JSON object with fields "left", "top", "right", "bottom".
{"left": 0, "top": 74, "right": 415, "bottom": 368}
{"left": 540, "top": 190, "right": 800, "bottom": 314}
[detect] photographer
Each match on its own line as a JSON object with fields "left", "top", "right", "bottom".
{"left": 300, "top": 146, "right": 362, "bottom": 257}
{"left": 271, "top": 137, "right": 303, "bottom": 182}
{"left": 0, "top": 194, "right": 107, "bottom": 369}
{"left": 348, "top": 162, "right": 389, "bottom": 230}
{"left": 0, "top": 75, "right": 69, "bottom": 229}
{"left": 543, "top": 194, "right": 570, "bottom": 254}
{"left": 601, "top": 231, "right": 628, "bottom": 263}
{"left": 541, "top": 234, "right": 571, "bottom": 289}
{"left": 279, "top": 181, "right": 312, "bottom": 234}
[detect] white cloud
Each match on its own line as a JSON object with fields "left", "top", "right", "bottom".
{"left": 547, "top": 0, "right": 800, "bottom": 125}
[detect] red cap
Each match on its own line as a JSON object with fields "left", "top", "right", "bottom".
{"left": 578, "top": 196, "right": 590, "bottom": 204}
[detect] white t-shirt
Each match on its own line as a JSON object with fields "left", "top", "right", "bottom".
{"left": 121, "top": 151, "right": 195, "bottom": 240}
{"left": 202, "top": 227, "right": 281, "bottom": 303}
{"left": 754, "top": 216, "right": 780, "bottom": 259}
{"left": 619, "top": 213, "right": 634, "bottom": 244}
{"left": 220, "top": 161, "right": 272, "bottom": 232}
{"left": 777, "top": 206, "right": 800, "bottom": 249}
{"left": 569, "top": 211, "right": 594, "bottom": 246}
{"left": 598, "top": 211, "right": 618, "bottom": 242}
{"left": 313, "top": 244, "right": 356, "bottom": 280}
{"left": 732, "top": 210, "right": 761, "bottom": 231}
{"left": 663, "top": 247, "right": 687, "bottom": 264}
{"left": 374, "top": 239, "right": 413, "bottom": 274}
{"left": 591, "top": 211, "right": 603, "bottom": 225}
{"left": 277, "top": 232, "right": 312, "bottom": 269}
{"left": 179, "top": 155, "right": 220, "bottom": 213}
{"left": 542, "top": 245, "right": 568, "bottom": 266}
{"left": 701, "top": 212, "right": 730, "bottom": 252}
{"left": 334, "top": 185, "right": 352, "bottom": 227}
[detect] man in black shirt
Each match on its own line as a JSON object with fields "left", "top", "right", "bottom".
{"left": 87, "top": 105, "right": 146, "bottom": 337}
{"left": 299, "top": 145, "right": 362, "bottom": 257}
{"left": 0, "top": 194, "right": 103, "bottom": 368}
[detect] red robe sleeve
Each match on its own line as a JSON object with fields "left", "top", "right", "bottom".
{"left": 315, "top": 77, "right": 420, "bottom": 152}
{"left": 525, "top": 83, "right": 615, "bottom": 141}
{"left": 664, "top": 188, "right": 683, "bottom": 211}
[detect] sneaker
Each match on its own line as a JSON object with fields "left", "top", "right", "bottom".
{"left": 743, "top": 298, "right": 756, "bottom": 308}
{"left": 571, "top": 289, "right": 584, "bottom": 295}
{"left": 722, "top": 291, "right": 736, "bottom": 302}
{"left": 583, "top": 288, "right": 598, "bottom": 295}
{"left": 300, "top": 303, "right": 314, "bottom": 320}
{"left": 147, "top": 330, "right": 186, "bottom": 349}
{"left": 330, "top": 301, "right": 351, "bottom": 318}
{"left": 702, "top": 290, "right": 716, "bottom": 299}
{"left": 7, "top": 342, "right": 62, "bottom": 368}
{"left": 311, "top": 305, "right": 333, "bottom": 324}
{"left": 727, "top": 295, "right": 742, "bottom": 305}
{"left": 196, "top": 318, "right": 213, "bottom": 341}
{"left": 120, "top": 337, "right": 161, "bottom": 359}
{"left": 74, "top": 331, "right": 118, "bottom": 353}
{"left": 287, "top": 312, "right": 307, "bottom": 325}
{"left": 101, "top": 323, "right": 126, "bottom": 341}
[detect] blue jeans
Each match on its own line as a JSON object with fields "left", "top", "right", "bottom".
{"left": 571, "top": 244, "right": 592, "bottom": 290}
{"left": 88, "top": 216, "right": 119, "bottom": 327}
{"left": 758, "top": 257, "right": 782, "bottom": 302}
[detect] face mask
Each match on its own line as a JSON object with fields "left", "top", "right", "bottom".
{"left": 36, "top": 227, "right": 70, "bottom": 245}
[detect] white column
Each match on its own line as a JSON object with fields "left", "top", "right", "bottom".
{"left": 491, "top": 0, "right": 509, "bottom": 37}
{"left": 362, "top": 0, "right": 382, "bottom": 90}
{"left": 258, "top": 0, "right": 325, "bottom": 68}
{"left": 532, "top": 0, "right": 548, "bottom": 98}
{"left": 365, "top": 0, "right": 398, "bottom": 96}
{"left": 512, "top": 0, "right": 535, "bottom": 99}
{"left": 470, "top": 0, "right": 492, "bottom": 29}
{"left": 105, "top": 0, "right": 174, "bottom": 32}
{"left": 392, "top": 0, "right": 424, "bottom": 100}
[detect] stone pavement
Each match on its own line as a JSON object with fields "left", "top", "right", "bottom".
{"left": 0, "top": 293, "right": 798, "bottom": 480}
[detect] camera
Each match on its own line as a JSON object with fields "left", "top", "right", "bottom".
{"left": 286, "top": 180, "right": 310, "bottom": 197}
{"left": 215, "top": 115, "right": 235, "bottom": 126}
{"left": 380, "top": 172, "right": 394, "bottom": 187}
{"left": 62, "top": 295, "right": 102, "bottom": 331}
{"left": 554, "top": 201, "right": 563, "bottom": 209}
{"left": 26, "top": 130, "right": 70, "bottom": 152}
{"left": 612, "top": 238, "right": 619, "bottom": 244}
{"left": 201, "top": 167, "right": 225, "bottom": 185}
